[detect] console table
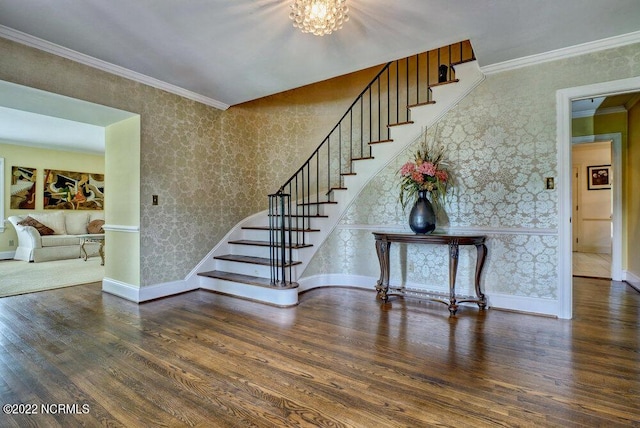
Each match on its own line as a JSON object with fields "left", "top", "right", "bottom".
{"left": 373, "top": 232, "right": 487, "bottom": 315}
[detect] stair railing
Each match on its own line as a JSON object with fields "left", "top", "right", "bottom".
{"left": 269, "top": 41, "right": 475, "bottom": 286}
{"left": 268, "top": 190, "right": 292, "bottom": 286}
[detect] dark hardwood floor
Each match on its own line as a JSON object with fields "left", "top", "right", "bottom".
{"left": 0, "top": 277, "right": 638, "bottom": 427}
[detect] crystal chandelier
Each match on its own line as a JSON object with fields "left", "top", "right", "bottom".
{"left": 289, "top": 0, "right": 349, "bottom": 36}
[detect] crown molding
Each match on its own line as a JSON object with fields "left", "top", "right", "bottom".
{"left": 595, "top": 106, "right": 628, "bottom": 116}
{"left": 573, "top": 105, "right": 628, "bottom": 119}
{"left": 481, "top": 30, "right": 640, "bottom": 75}
{"left": 0, "top": 25, "right": 230, "bottom": 111}
{"left": 572, "top": 109, "right": 598, "bottom": 119}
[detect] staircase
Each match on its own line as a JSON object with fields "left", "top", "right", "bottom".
{"left": 195, "top": 41, "right": 485, "bottom": 306}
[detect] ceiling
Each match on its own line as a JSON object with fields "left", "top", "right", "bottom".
{"left": 0, "top": 80, "right": 136, "bottom": 154}
{"left": 1, "top": 0, "right": 640, "bottom": 108}
{"left": 572, "top": 93, "right": 640, "bottom": 118}
{"left": 1, "top": 0, "right": 639, "bottom": 153}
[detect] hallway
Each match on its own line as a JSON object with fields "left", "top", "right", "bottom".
{"left": 573, "top": 251, "right": 611, "bottom": 279}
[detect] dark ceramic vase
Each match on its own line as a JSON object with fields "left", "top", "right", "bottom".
{"left": 409, "top": 191, "right": 436, "bottom": 234}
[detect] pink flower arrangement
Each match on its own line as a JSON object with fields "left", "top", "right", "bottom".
{"left": 399, "top": 135, "right": 453, "bottom": 212}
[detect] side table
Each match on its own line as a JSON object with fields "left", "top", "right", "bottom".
{"left": 78, "top": 234, "right": 105, "bottom": 266}
{"left": 373, "top": 232, "right": 487, "bottom": 315}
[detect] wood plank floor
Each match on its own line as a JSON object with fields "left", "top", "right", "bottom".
{"left": 0, "top": 278, "right": 638, "bottom": 427}
{"left": 573, "top": 251, "right": 612, "bottom": 278}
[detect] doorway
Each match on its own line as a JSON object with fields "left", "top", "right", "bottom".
{"left": 571, "top": 140, "right": 613, "bottom": 279}
{"left": 0, "top": 80, "right": 141, "bottom": 294}
{"left": 557, "top": 76, "right": 640, "bottom": 319}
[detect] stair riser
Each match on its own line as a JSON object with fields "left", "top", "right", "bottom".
{"left": 228, "top": 244, "right": 304, "bottom": 260}
{"left": 229, "top": 244, "right": 270, "bottom": 258}
{"left": 199, "top": 277, "right": 298, "bottom": 307}
{"left": 242, "top": 229, "right": 315, "bottom": 243}
{"left": 290, "top": 204, "right": 326, "bottom": 217}
{"left": 215, "top": 258, "right": 299, "bottom": 278}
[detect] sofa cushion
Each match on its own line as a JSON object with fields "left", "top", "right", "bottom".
{"left": 30, "top": 211, "right": 67, "bottom": 235}
{"left": 17, "top": 216, "right": 55, "bottom": 236}
{"left": 89, "top": 212, "right": 105, "bottom": 222}
{"left": 87, "top": 219, "right": 105, "bottom": 234}
{"left": 41, "top": 235, "right": 82, "bottom": 247}
{"left": 65, "top": 212, "right": 90, "bottom": 235}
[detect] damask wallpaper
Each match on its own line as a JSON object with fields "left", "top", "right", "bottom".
{"left": 303, "top": 42, "right": 640, "bottom": 300}
{"left": 0, "top": 38, "right": 229, "bottom": 286}
{"left": 2, "top": 36, "right": 638, "bottom": 295}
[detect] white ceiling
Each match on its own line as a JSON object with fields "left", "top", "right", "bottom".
{"left": 1, "top": 0, "right": 639, "bottom": 154}
{"left": 0, "top": 80, "right": 136, "bottom": 154}
{"left": 1, "top": 0, "right": 640, "bottom": 108}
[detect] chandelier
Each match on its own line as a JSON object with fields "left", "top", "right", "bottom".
{"left": 289, "top": 0, "right": 349, "bottom": 36}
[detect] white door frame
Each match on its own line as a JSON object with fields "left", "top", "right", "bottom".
{"left": 556, "top": 76, "right": 640, "bottom": 319}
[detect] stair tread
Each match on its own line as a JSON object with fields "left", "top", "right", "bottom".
{"left": 326, "top": 187, "right": 347, "bottom": 195}
{"left": 450, "top": 57, "right": 476, "bottom": 66}
{"left": 198, "top": 270, "right": 298, "bottom": 289}
{"left": 268, "top": 213, "right": 329, "bottom": 218}
{"left": 368, "top": 139, "right": 393, "bottom": 145}
{"left": 407, "top": 100, "right": 436, "bottom": 108}
{"left": 428, "top": 79, "right": 459, "bottom": 88}
{"left": 388, "top": 121, "right": 414, "bottom": 127}
{"left": 214, "top": 254, "right": 301, "bottom": 267}
{"left": 242, "top": 226, "right": 320, "bottom": 232}
{"left": 298, "top": 200, "right": 338, "bottom": 206}
{"left": 229, "top": 239, "right": 312, "bottom": 249}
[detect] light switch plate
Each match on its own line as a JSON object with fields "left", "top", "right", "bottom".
{"left": 546, "top": 177, "right": 555, "bottom": 190}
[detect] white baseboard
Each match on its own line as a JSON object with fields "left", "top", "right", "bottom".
{"left": 102, "top": 277, "right": 197, "bottom": 303}
{"left": 298, "top": 274, "right": 374, "bottom": 293}
{"left": 0, "top": 250, "right": 15, "bottom": 260}
{"left": 487, "top": 293, "right": 558, "bottom": 317}
{"left": 298, "top": 274, "right": 559, "bottom": 317}
{"left": 623, "top": 270, "right": 640, "bottom": 289}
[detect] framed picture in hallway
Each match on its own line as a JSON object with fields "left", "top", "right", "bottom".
{"left": 587, "top": 165, "right": 611, "bottom": 190}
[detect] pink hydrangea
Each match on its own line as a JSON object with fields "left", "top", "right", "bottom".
{"left": 417, "top": 161, "right": 436, "bottom": 176}
{"left": 411, "top": 171, "right": 424, "bottom": 184}
{"left": 400, "top": 161, "right": 415, "bottom": 176}
{"left": 435, "top": 170, "right": 448, "bottom": 182}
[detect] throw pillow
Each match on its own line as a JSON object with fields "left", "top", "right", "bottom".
{"left": 65, "top": 212, "right": 90, "bottom": 235}
{"left": 17, "top": 216, "right": 55, "bottom": 236}
{"left": 87, "top": 219, "right": 105, "bottom": 234}
{"left": 30, "top": 211, "right": 67, "bottom": 235}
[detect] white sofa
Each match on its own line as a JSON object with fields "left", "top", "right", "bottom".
{"left": 8, "top": 211, "right": 104, "bottom": 262}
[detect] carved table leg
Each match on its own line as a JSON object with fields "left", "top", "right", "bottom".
{"left": 474, "top": 243, "right": 487, "bottom": 309}
{"left": 81, "top": 238, "right": 88, "bottom": 261}
{"left": 98, "top": 240, "right": 105, "bottom": 266}
{"left": 375, "top": 239, "right": 391, "bottom": 302}
{"left": 448, "top": 240, "right": 459, "bottom": 315}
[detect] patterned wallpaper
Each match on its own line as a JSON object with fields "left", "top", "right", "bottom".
{"left": 1, "top": 38, "right": 232, "bottom": 286}
{"left": 303, "top": 42, "right": 640, "bottom": 299}
{"left": 2, "top": 36, "right": 639, "bottom": 293}
{"left": 228, "top": 66, "right": 381, "bottom": 211}
{"left": 0, "top": 37, "right": 377, "bottom": 287}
